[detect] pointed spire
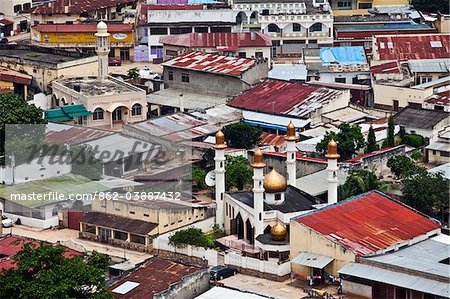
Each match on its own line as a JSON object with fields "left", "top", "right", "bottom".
{"left": 325, "top": 138, "right": 340, "bottom": 159}
{"left": 252, "top": 148, "right": 266, "bottom": 168}
{"left": 213, "top": 130, "right": 227, "bottom": 149}
{"left": 285, "top": 121, "right": 298, "bottom": 141}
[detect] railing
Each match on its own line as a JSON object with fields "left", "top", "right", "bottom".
{"left": 309, "top": 31, "right": 329, "bottom": 37}
{"left": 267, "top": 32, "right": 281, "bottom": 37}
{"left": 283, "top": 32, "right": 307, "bottom": 38}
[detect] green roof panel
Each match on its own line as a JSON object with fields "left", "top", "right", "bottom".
{"left": 61, "top": 104, "right": 92, "bottom": 117}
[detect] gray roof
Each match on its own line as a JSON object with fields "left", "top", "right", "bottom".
{"left": 408, "top": 59, "right": 450, "bottom": 73}
{"left": 339, "top": 262, "right": 449, "bottom": 298}
{"left": 394, "top": 108, "right": 450, "bottom": 129}
{"left": 296, "top": 168, "right": 348, "bottom": 196}
{"left": 426, "top": 141, "right": 449, "bottom": 151}
{"left": 292, "top": 252, "right": 334, "bottom": 269}
{"left": 147, "top": 88, "right": 228, "bottom": 110}
{"left": 413, "top": 76, "right": 450, "bottom": 89}
{"left": 268, "top": 64, "right": 307, "bottom": 81}
{"left": 363, "top": 235, "right": 450, "bottom": 279}
{"left": 428, "top": 163, "right": 450, "bottom": 179}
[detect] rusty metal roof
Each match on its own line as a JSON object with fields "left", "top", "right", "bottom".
{"left": 32, "top": 0, "right": 135, "bottom": 15}
{"left": 370, "top": 61, "right": 401, "bottom": 75}
{"left": 162, "top": 51, "right": 256, "bottom": 77}
{"left": 159, "top": 32, "right": 271, "bottom": 48}
{"left": 374, "top": 34, "right": 450, "bottom": 61}
{"left": 33, "top": 23, "right": 133, "bottom": 33}
{"left": 294, "top": 191, "right": 441, "bottom": 256}
{"left": 46, "top": 124, "right": 114, "bottom": 145}
{"left": 259, "top": 132, "right": 285, "bottom": 147}
{"left": 81, "top": 212, "right": 157, "bottom": 235}
{"left": 109, "top": 257, "right": 203, "bottom": 298}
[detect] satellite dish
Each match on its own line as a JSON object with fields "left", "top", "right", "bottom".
{"left": 205, "top": 170, "right": 216, "bottom": 187}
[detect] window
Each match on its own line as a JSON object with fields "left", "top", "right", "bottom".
{"left": 93, "top": 108, "right": 104, "bottom": 120}
{"left": 275, "top": 193, "right": 281, "bottom": 201}
{"left": 23, "top": 3, "right": 31, "bottom": 10}
{"left": 421, "top": 76, "right": 432, "bottom": 84}
{"left": 168, "top": 71, "right": 173, "bottom": 80}
{"left": 441, "top": 151, "right": 450, "bottom": 157}
{"left": 255, "top": 52, "right": 263, "bottom": 58}
{"left": 120, "top": 49, "right": 130, "bottom": 61}
{"left": 150, "top": 27, "right": 168, "bottom": 35}
{"left": 181, "top": 73, "right": 190, "bottom": 83}
{"left": 210, "top": 27, "right": 231, "bottom": 33}
{"left": 131, "top": 103, "right": 142, "bottom": 116}
{"left": 335, "top": 77, "right": 346, "bottom": 83}
{"left": 358, "top": 2, "right": 372, "bottom": 9}
{"left": 14, "top": 4, "right": 22, "bottom": 13}
{"left": 194, "top": 27, "right": 208, "bottom": 33}
{"left": 292, "top": 23, "right": 302, "bottom": 32}
{"left": 310, "top": 23, "right": 323, "bottom": 32}
{"left": 130, "top": 211, "right": 135, "bottom": 215}
{"left": 238, "top": 52, "right": 247, "bottom": 58}
{"left": 170, "top": 27, "right": 192, "bottom": 35}
{"left": 268, "top": 24, "right": 280, "bottom": 33}
{"left": 337, "top": 1, "right": 352, "bottom": 9}
{"left": 144, "top": 213, "right": 149, "bottom": 217}
{"left": 114, "top": 230, "right": 128, "bottom": 241}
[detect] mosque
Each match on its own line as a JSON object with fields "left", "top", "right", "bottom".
{"left": 214, "top": 122, "right": 340, "bottom": 261}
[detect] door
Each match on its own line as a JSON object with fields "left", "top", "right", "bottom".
{"left": 112, "top": 108, "right": 122, "bottom": 121}
{"left": 100, "top": 228, "right": 111, "bottom": 241}
{"left": 393, "top": 100, "right": 399, "bottom": 112}
{"left": 230, "top": 219, "right": 237, "bottom": 235}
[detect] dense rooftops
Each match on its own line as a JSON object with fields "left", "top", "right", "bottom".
{"left": 32, "top": 23, "right": 133, "bottom": 33}
{"left": 294, "top": 191, "right": 440, "bottom": 256}
{"left": 162, "top": 51, "right": 258, "bottom": 77}
{"left": 159, "top": 32, "right": 271, "bottom": 49}
{"left": 32, "top": 0, "right": 135, "bottom": 15}
{"left": 394, "top": 107, "right": 450, "bottom": 129}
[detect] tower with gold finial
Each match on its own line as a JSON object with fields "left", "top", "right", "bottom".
{"left": 252, "top": 148, "right": 266, "bottom": 240}
{"left": 325, "top": 138, "right": 340, "bottom": 204}
{"left": 213, "top": 130, "right": 226, "bottom": 228}
{"left": 95, "top": 21, "right": 110, "bottom": 80}
{"left": 285, "top": 121, "right": 298, "bottom": 187}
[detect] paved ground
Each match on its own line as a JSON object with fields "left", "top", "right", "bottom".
{"left": 221, "top": 274, "right": 308, "bottom": 299}
{"left": 9, "top": 226, "right": 152, "bottom": 264}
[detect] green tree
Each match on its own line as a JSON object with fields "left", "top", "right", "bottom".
{"left": 86, "top": 251, "right": 111, "bottom": 271}
{"left": 366, "top": 125, "right": 379, "bottom": 153}
{"left": 0, "top": 242, "right": 112, "bottom": 299}
{"left": 192, "top": 164, "right": 207, "bottom": 190}
{"left": 387, "top": 114, "right": 395, "bottom": 147}
{"left": 127, "top": 67, "right": 140, "bottom": 79}
{"left": 0, "top": 92, "right": 47, "bottom": 164}
{"left": 410, "top": 150, "right": 423, "bottom": 162}
{"left": 387, "top": 155, "right": 425, "bottom": 179}
{"left": 225, "top": 155, "right": 253, "bottom": 191}
{"left": 316, "top": 124, "right": 366, "bottom": 160}
{"left": 338, "top": 169, "right": 386, "bottom": 200}
{"left": 402, "top": 172, "right": 449, "bottom": 219}
{"left": 410, "top": 0, "right": 449, "bottom": 14}
{"left": 222, "top": 122, "right": 261, "bottom": 149}
{"left": 169, "top": 227, "right": 216, "bottom": 249}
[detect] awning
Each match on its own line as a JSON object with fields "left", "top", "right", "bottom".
{"left": 292, "top": 252, "right": 334, "bottom": 269}
{"left": 45, "top": 109, "right": 72, "bottom": 123}
{"left": 61, "top": 104, "right": 92, "bottom": 117}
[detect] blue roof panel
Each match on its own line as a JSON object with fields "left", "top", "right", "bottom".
{"left": 320, "top": 46, "right": 367, "bottom": 66}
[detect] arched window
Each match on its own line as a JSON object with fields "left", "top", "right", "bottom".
{"left": 267, "top": 23, "right": 280, "bottom": 33}
{"left": 310, "top": 23, "right": 323, "bottom": 32}
{"left": 93, "top": 108, "right": 104, "bottom": 120}
{"left": 131, "top": 103, "right": 142, "bottom": 116}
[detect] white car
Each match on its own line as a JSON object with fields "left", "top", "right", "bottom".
{"left": 1, "top": 215, "right": 12, "bottom": 228}
{"left": 139, "top": 67, "right": 159, "bottom": 80}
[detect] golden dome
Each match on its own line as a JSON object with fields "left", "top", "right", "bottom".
{"left": 213, "top": 130, "right": 227, "bottom": 149}
{"left": 271, "top": 222, "right": 287, "bottom": 241}
{"left": 263, "top": 169, "right": 287, "bottom": 193}
{"left": 325, "top": 138, "right": 340, "bottom": 159}
{"left": 285, "top": 121, "right": 298, "bottom": 141}
{"left": 252, "top": 148, "right": 266, "bottom": 168}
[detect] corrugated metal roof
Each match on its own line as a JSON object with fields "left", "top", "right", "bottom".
{"left": 296, "top": 168, "right": 347, "bottom": 196}
{"left": 268, "top": 64, "right": 307, "bottom": 81}
{"left": 159, "top": 32, "right": 271, "bottom": 48}
{"left": 294, "top": 191, "right": 441, "bottom": 256}
{"left": 412, "top": 76, "right": 450, "bottom": 89}
{"left": 408, "top": 59, "right": 450, "bottom": 73}
{"left": 33, "top": 23, "right": 133, "bottom": 33}
{"left": 425, "top": 90, "right": 450, "bottom": 105}
{"left": 228, "top": 80, "right": 344, "bottom": 117}
{"left": 81, "top": 212, "right": 157, "bottom": 235}
{"left": 46, "top": 124, "right": 113, "bottom": 145}
{"left": 292, "top": 252, "right": 334, "bottom": 269}
{"left": 338, "top": 262, "right": 449, "bottom": 297}
{"left": 259, "top": 132, "right": 286, "bottom": 147}
{"left": 190, "top": 104, "right": 242, "bottom": 125}
{"left": 428, "top": 163, "right": 450, "bottom": 179}
{"left": 320, "top": 46, "right": 367, "bottom": 66}
{"left": 425, "top": 141, "right": 449, "bottom": 151}
{"left": 147, "top": 88, "right": 228, "bottom": 110}
{"left": 394, "top": 107, "right": 449, "bottom": 129}
{"left": 375, "top": 34, "right": 450, "bottom": 61}
{"left": 242, "top": 110, "right": 310, "bottom": 130}
{"left": 370, "top": 61, "right": 401, "bottom": 75}
{"left": 32, "top": 0, "right": 135, "bottom": 15}
{"left": 162, "top": 51, "right": 256, "bottom": 77}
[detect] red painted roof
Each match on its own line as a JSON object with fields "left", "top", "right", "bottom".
{"left": 0, "top": 236, "right": 82, "bottom": 258}
{"left": 160, "top": 32, "right": 271, "bottom": 48}
{"left": 228, "top": 80, "right": 342, "bottom": 116}
{"left": 0, "top": 68, "right": 32, "bottom": 85}
{"left": 259, "top": 132, "right": 285, "bottom": 147}
{"left": 335, "top": 28, "right": 436, "bottom": 41}
{"left": 425, "top": 90, "right": 450, "bottom": 105}
{"left": 162, "top": 51, "right": 256, "bottom": 77}
{"left": 0, "top": 259, "right": 17, "bottom": 271}
{"left": 295, "top": 191, "right": 440, "bottom": 256}
{"left": 109, "top": 257, "right": 202, "bottom": 298}
{"left": 375, "top": 34, "right": 450, "bottom": 61}
{"left": 32, "top": 0, "right": 135, "bottom": 15}
{"left": 33, "top": 23, "right": 133, "bottom": 33}
{"left": 370, "top": 61, "right": 401, "bottom": 75}
{"left": 264, "top": 151, "right": 327, "bottom": 163}
{"left": 0, "top": 19, "right": 14, "bottom": 26}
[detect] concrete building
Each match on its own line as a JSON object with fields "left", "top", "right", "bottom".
{"left": 290, "top": 191, "right": 441, "bottom": 280}
{"left": 0, "top": 44, "right": 97, "bottom": 92}
{"left": 329, "top": 0, "right": 410, "bottom": 17}
{"left": 159, "top": 32, "right": 272, "bottom": 64}
{"left": 0, "top": 67, "right": 32, "bottom": 99}
{"left": 436, "top": 12, "right": 450, "bottom": 33}
{"left": 50, "top": 23, "right": 147, "bottom": 129}
{"left": 232, "top": 0, "right": 333, "bottom": 57}
{"left": 0, "top": 0, "right": 32, "bottom": 35}
{"left": 30, "top": 0, "right": 137, "bottom": 25}
{"left": 426, "top": 128, "right": 450, "bottom": 165}
{"left": 31, "top": 23, "right": 135, "bottom": 62}
{"left": 339, "top": 234, "right": 449, "bottom": 299}
{"left": 138, "top": 4, "right": 236, "bottom": 61}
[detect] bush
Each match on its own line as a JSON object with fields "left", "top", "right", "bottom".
{"left": 192, "top": 164, "right": 207, "bottom": 190}
{"left": 168, "top": 228, "right": 216, "bottom": 249}
{"left": 410, "top": 150, "right": 423, "bottom": 161}
{"left": 403, "top": 134, "right": 425, "bottom": 148}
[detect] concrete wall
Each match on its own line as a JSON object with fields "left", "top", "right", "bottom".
{"left": 319, "top": 71, "right": 369, "bottom": 84}
{"left": 289, "top": 220, "right": 357, "bottom": 277}
{"left": 427, "top": 148, "right": 450, "bottom": 164}
{"left": 342, "top": 280, "right": 372, "bottom": 299}
{"left": 3, "top": 211, "right": 59, "bottom": 229}
{"left": 372, "top": 83, "right": 433, "bottom": 110}
{"left": 156, "top": 270, "right": 210, "bottom": 299}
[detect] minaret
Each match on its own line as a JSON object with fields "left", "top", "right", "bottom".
{"left": 325, "top": 138, "right": 340, "bottom": 204}
{"left": 285, "top": 121, "right": 298, "bottom": 187}
{"left": 213, "top": 130, "right": 227, "bottom": 228}
{"left": 95, "top": 21, "right": 110, "bottom": 80}
{"left": 252, "top": 148, "right": 266, "bottom": 241}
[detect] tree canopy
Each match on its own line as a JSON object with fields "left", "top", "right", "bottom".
{"left": 386, "top": 114, "right": 395, "bottom": 147}
{"left": 387, "top": 155, "right": 426, "bottom": 179}
{"left": 0, "top": 242, "right": 111, "bottom": 299}
{"left": 316, "top": 124, "right": 366, "bottom": 161}
{"left": 222, "top": 122, "right": 261, "bottom": 149}
{"left": 169, "top": 227, "right": 216, "bottom": 249}
{"left": 366, "top": 125, "right": 379, "bottom": 153}
{"left": 338, "top": 169, "right": 386, "bottom": 201}
{"left": 225, "top": 155, "right": 253, "bottom": 190}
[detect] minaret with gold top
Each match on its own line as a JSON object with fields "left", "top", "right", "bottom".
{"left": 285, "top": 121, "right": 298, "bottom": 187}
{"left": 213, "top": 130, "right": 227, "bottom": 228}
{"left": 252, "top": 148, "right": 266, "bottom": 240}
{"left": 325, "top": 138, "right": 340, "bottom": 204}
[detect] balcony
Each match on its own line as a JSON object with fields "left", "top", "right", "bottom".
{"left": 267, "top": 32, "right": 281, "bottom": 38}
{"left": 283, "top": 32, "right": 307, "bottom": 38}
{"left": 242, "top": 21, "right": 261, "bottom": 28}
{"left": 309, "top": 31, "right": 329, "bottom": 37}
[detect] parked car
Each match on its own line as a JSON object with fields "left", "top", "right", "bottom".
{"left": 209, "top": 265, "right": 237, "bottom": 280}
{"left": 139, "top": 66, "right": 159, "bottom": 80}
{"left": 109, "top": 57, "right": 121, "bottom": 66}
{"left": 1, "top": 215, "right": 12, "bottom": 228}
